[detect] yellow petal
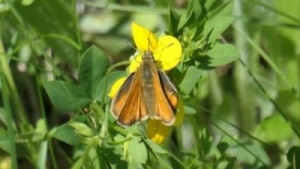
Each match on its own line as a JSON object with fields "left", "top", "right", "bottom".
{"left": 128, "top": 54, "right": 142, "bottom": 73}
{"left": 108, "top": 77, "right": 127, "bottom": 98}
{"left": 147, "top": 119, "right": 173, "bottom": 145}
{"left": 173, "top": 98, "right": 185, "bottom": 126}
{"left": 132, "top": 22, "right": 157, "bottom": 52}
{"left": 154, "top": 35, "right": 182, "bottom": 71}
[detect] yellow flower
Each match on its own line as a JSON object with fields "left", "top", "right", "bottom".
{"left": 129, "top": 22, "right": 182, "bottom": 73}
{"left": 147, "top": 98, "right": 185, "bottom": 144}
{"left": 109, "top": 22, "right": 184, "bottom": 144}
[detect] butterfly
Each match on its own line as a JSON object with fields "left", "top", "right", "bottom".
{"left": 111, "top": 51, "right": 178, "bottom": 127}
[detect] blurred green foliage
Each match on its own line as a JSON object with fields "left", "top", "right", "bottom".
{"left": 0, "top": 0, "right": 300, "bottom": 168}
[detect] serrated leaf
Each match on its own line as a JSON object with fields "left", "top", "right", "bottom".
{"left": 44, "top": 81, "right": 91, "bottom": 111}
{"left": 179, "top": 66, "right": 202, "bottom": 94}
{"left": 78, "top": 46, "right": 109, "bottom": 99}
{"left": 206, "top": 44, "right": 239, "bottom": 67}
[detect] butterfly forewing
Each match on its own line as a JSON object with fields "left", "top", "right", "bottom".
{"left": 111, "top": 73, "right": 134, "bottom": 118}
{"left": 111, "top": 69, "right": 148, "bottom": 126}
{"left": 158, "top": 70, "right": 178, "bottom": 108}
{"left": 152, "top": 66, "right": 176, "bottom": 126}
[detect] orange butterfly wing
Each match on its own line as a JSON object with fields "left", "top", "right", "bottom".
{"left": 111, "top": 69, "right": 148, "bottom": 127}
{"left": 151, "top": 69, "right": 177, "bottom": 126}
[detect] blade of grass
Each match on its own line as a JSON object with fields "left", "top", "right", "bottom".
{"left": 238, "top": 59, "right": 300, "bottom": 138}
{"left": 252, "top": 0, "right": 300, "bottom": 24}
{"left": 210, "top": 120, "right": 268, "bottom": 167}
{"left": 233, "top": 25, "right": 299, "bottom": 97}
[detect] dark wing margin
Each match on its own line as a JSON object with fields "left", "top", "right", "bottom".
{"left": 111, "top": 69, "right": 148, "bottom": 127}
{"left": 158, "top": 70, "right": 178, "bottom": 110}
{"left": 111, "top": 73, "right": 135, "bottom": 119}
{"left": 152, "top": 70, "right": 177, "bottom": 126}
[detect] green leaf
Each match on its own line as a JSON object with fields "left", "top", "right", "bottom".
{"left": 0, "top": 108, "right": 8, "bottom": 126}
{"left": 127, "top": 137, "right": 147, "bottom": 166}
{"left": 235, "top": 143, "right": 270, "bottom": 166}
{"left": 78, "top": 46, "right": 109, "bottom": 99}
{"left": 15, "top": 0, "right": 81, "bottom": 65}
{"left": 69, "top": 122, "right": 94, "bottom": 137}
{"left": 177, "top": 0, "right": 194, "bottom": 31}
{"left": 168, "top": 8, "right": 180, "bottom": 35}
{"left": 44, "top": 80, "right": 91, "bottom": 111}
{"left": 287, "top": 146, "right": 300, "bottom": 169}
{"left": 101, "top": 148, "right": 128, "bottom": 169}
{"left": 184, "top": 105, "right": 197, "bottom": 115}
{"left": 179, "top": 66, "right": 202, "bottom": 94}
{"left": 253, "top": 113, "right": 293, "bottom": 142}
{"left": 178, "top": 0, "right": 206, "bottom": 31}
{"left": 217, "top": 141, "right": 229, "bottom": 154}
{"left": 207, "top": 0, "right": 234, "bottom": 18}
{"left": 0, "top": 128, "right": 9, "bottom": 153}
{"left": 154, "top": 154, "right": 172, "bottom": 169}
{"left": 49, "top": 116, "right": 88, "bottom": 146}
{"left": 21, "top": 0, "right": 34, "bottom": 6}
{"left": 192, "top": 0, "right": 204, "bottom": 22}
{"left": 200, "top": 129, "right": 212, "bottom": 156}
{"left": 95, "top": 71, "right": 126, "bottom": 103}
{"left": 50, "top": 123, "right": 80, "bottom": 146}
{"left": 205, "top": 16, "right": 234, "bottom": 43}
{"left": 206, "top": 43, "right": 240, "bottom": 67}
{"left": 144, "top": 139, "right": 168, "bottom": 154}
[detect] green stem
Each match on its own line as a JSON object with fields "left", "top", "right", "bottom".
{"left": 82, "top": 2, "right": 184, "bottom": 15}
{"left": 1, "top": 1, "right": 30, "bottom": 131}
{"left": 210, "top": 120, "right": 268, "bottom": 166}
{"left": 239, "top": 59, "right": 300, "bottom": 138}
{"left": 98, "top": 105, "right": 109, "bottom": 146}
{"left": 48, "top": 141, "right": 58, "bottom": 169}
{"left": 1, "top": 74, "right": 18, "bottom": 169}
{"left": 232, "top": 0, "right": 255, "bottom": 134}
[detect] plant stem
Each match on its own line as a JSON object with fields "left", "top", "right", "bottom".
{"left": 1, "top": 78, "right": 18, "bottom": 169}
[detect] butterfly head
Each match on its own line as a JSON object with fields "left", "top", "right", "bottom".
{"left": 143, "top": 51, "right": 155, "bottom": 62}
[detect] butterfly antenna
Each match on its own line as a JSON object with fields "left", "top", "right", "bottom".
{"left": 124, "top": 40, "right": 137, "bottom": 51}
{"left": 147, "top": 32, "right": 151, "bottom": 52}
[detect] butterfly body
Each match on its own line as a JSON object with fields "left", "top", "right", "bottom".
{"left": 111, "top": 51, "right": 178, "bottom": 127}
